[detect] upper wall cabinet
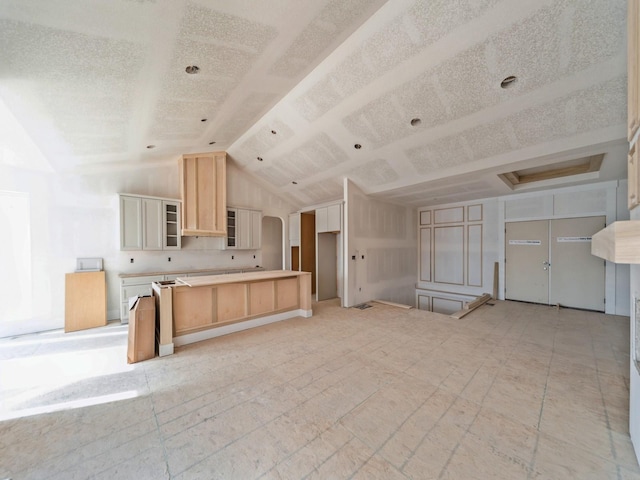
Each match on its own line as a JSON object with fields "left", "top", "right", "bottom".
{"left": 180, "top": 152, "right": 227, "bottom": 237}
{"left": 119, "top": 194, "right": 181, "bottom": 251}
{"left": 630, "top": 0, "right": 640, "bottom": 142}
{"left": 316, "top": 204, "right": 341, "bottom": 233}
{"left": 225, "top": 207, "right": 261, "bottom": 249}
{"left": 289, "top": 212, "right": 300, "bottom": 247}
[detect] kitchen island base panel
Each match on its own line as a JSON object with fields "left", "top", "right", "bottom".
{"left": 173, "top": 308, "right": 312, "bottom": 347}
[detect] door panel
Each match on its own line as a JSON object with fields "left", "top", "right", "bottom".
{"left": 505, "top": 220, "right": 549, "bottom": 304}
{"left": 549, "top": 216, "right": 605, "bottom": 311}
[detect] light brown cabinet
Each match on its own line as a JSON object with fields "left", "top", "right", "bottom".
{"left": 180, "top": 152, "right": 227, "bottom": 236}
{"left": 630, "top": 143, "right": 639, "bottom": 210}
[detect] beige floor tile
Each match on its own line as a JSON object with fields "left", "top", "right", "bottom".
{"left": 1, "top": 299, "right": 639, "bottom": 479}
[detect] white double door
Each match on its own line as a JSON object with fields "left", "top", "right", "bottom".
{"left": 505, "top": 216, "right": 605, "bottom": 311}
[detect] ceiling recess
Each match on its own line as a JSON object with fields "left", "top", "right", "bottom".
{"left": 146, "top": 145, "right": 155, "bottom": 149}
{"left": 498, "top": 154, "right": 604, "bottom": 189}
{"left": 410, "top": 118, "right": 422, "bottom": 126}
{"left": 354, "top": 144, "right": 362, "bottom": 149}
{"left": 185, "top": 65, "right": 200, "bottom": 74}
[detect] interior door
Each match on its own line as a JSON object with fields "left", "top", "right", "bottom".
{"left": 505, "top": 220, "right": 549, "bottom": 304}
{"left": 549, "top": 216, "right": 605, "bottom": 311}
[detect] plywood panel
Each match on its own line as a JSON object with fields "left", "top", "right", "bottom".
{"left": 173, "top": 286, "right": 214, "bottom": 332}
{"left": 276, "top": 277, "right": 299, "bottom": 310}
{"left": 432, "top": 297, "right": 463, "bottom": 315}
{"left": 467, "top": 225, "right": 483, "bottom": 287}
{"left": 301, "top": 212, "right": 316, "bottom": 294}
{"left": 250, "top": 281, "right": 275, "bottom": 315}
{"left": 217, "top": 283, "right": 247, "bottom": 322}
{"left": 419, "top": 227, "right": 431, "bottom": 282}
{"left": 434, "top": 206, "right": 464, "bottom": 224}
{"left": 434, "top": 226, "right": 464, "bottom": 285}
{"left": 65, "top": 271, "right": 106, "bottom": 332}
{"left": 291, "top": 246, "right": 300, "bottom": 270}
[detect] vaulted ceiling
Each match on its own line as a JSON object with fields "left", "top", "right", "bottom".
{"left": 0, "top": 0, "right": 628, "bottom": 208}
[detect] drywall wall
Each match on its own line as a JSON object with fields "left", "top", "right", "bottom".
{"left": 0, "top": 158, "right": 294, "bottom": 337}
{"left": 344, "top": 179, "right": 417, "bottom": 307}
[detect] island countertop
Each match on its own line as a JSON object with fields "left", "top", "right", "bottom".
{"left": 174, "top": 269, "right": 309, "bottom": 287}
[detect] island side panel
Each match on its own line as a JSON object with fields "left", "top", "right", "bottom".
{"left": 250, "top": 281, "right": 276, "bottom": 316}
{"left": 299, "top": 273, "right": 312, "bottom": 312}
{"left": 217, "top": 283, "right": 248, "bottom": 322}
{"left": 173, "top": 285, "right": 215, "bottom": 334}
{"left": 276, "top": 277, "right": 299, "bottom": 310}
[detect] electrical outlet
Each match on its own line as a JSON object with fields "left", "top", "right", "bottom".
{"left": 232, "top": 255, "right": 234, "bottom": 260}
{"left": 253, "top": 255, "right": 255, "bottom": 259}
{"left": 130, "top": 258, "right": 134, "bottom": 263}
{"left": 359, "top": 287, "right": 361, "bottom": 291}
{"left": 168, "top": 257, "right": 171, "bottom": 262}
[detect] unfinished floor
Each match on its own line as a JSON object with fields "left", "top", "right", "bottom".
{"left": 0, "top": 299, "right": 638, "bottom": 479}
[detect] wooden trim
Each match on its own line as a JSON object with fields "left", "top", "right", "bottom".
{"left": 419, "top": 210, "right": 432, "bottom": 225}
{"left": 419, "top": 227, "right": 432, "bottom": 282}
{"left": 467, "top": 204, "right": 483, "bottom": 222}
{"left": 466, "top": 224, "right": 483, "bottom": 287}
{"left": 433, "top": 206, "right": 464, "bottom": 224}
{"left": 433, "top": 225, "right": 465, "bottom": 285}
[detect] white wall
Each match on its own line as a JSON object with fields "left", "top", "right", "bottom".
{"left": 415, "top": 181, "right": 630, "bottom": 316}
{"left": 416, "top": 198, "right": 499, "bottom": 313}
{"left": 0, "top": 159, "right": 294, "bottom": 337}
{"left": 344, "top": 179, "right": 417, "bottom": 307}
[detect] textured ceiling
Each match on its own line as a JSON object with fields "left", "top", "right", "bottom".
{"left": 0, "top": 0, "right": 629, "bottom": 208}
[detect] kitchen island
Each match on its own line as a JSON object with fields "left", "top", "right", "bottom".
{"left": 152, "top": 270, "right": 312, "bottom": 355}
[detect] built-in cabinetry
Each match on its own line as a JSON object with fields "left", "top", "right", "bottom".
{"left": 630, "top": 0, "right": 640, "bottom": 209}
{"left": 119, "top": 194, "right": 181, "bottom": 251}
{"left": 119, "top": 267, "right": 262, "bottom": 323}
{"left": 316, "top": 203, "right": 341, "bottom": 233}
{"left": 630, "top": 0, "right": 640, "bottom": 144}
{"left": 180, "top": 151, "right": 227, "bottom": 237}
{"left": 289, "top": 213, "right": 300, "bottom": 247}
{"left": 225, "top": 207, "right": 261, "bottom": 249}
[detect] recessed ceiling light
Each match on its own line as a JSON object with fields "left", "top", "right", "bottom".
{"left": 354, "top": 144, "right": 362, "bottom": 149}
{"left": 209, "top": 141, "right": 216, "bottom": 145}
{"left": 185, "top": 65, "right": 200, "bottom": 74}
{"left": 292, "top": 181, "right": 298, "bottom": 185}
{"left": 500, "top": 75, "right": 517, "bottom": 88}
{"left": 271, "top": 130, "right": 277, "bottom": 135}
{"left": 201, "top": 118, "right": 207, "bottom": 122}
{"left": 146, "top": 145, "right": 155, "bottom": 149}
{"left": 257, "top": 157, "right": 263, "bottom": 161}
{"left": 410, "top": 118, "right": 422, "bottom": 126}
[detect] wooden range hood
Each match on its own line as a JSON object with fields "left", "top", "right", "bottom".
{"left": 591, "top": 221, "right": 640, "bottom": 264}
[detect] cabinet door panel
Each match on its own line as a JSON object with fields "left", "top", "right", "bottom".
{"left": 142, "top": 198, "right": 163, "bottom": 250}
{"left": 250, "top": 210, "right": 261, "bottom": 249}
{"left": 120, "top": 196, "right": 142, "bottom": 250}
{"left": 237, "top": 209, "right": 251, "bottom": 249}
{"left": 316, "top": 207, "right": 328, "bottom": 233}
{"left": 327, "top": 204, "right": 341, "bottom": 232}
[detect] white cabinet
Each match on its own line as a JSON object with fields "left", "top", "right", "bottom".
{"left": 119, "top": 194, "right": 181, "bottom": 251}
{"left": 289, "top": 213, "right": 300, "bottom": 247}
{"left": 225, "top": 207, "right": 261, "bottom": 249}
{"left": 316, "top": 203, "right": 341, "bottom": 233}
{"left": 120, "top": 274, "right": 165, "bottom": 323}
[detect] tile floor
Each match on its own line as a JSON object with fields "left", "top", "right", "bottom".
{"left": 0, "top": 299, "right": 639, "bottom": 479}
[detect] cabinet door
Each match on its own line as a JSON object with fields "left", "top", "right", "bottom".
{"left": 120, "top": 196, "right": 142, "bottom": 250}
{"left": 237, "top": 209, "right": 251, "bottom": 249}
{"left": 250, "top": 210, "right": 261, "bottom": 249}
{"left": 630, "top": 143, "right": 639, "bottom": 210}
{"left": 163, "top": 201, "right": 181, "bottom": 250}
{"left": 142, "top": 198, "right": 163, "bottom": 250}
{"left": 327, "top": 204, "right": 341, "bottom": 232}
{"left": 289, "top": 213, "right": 300, "bottom": 247}
{"left": 630, "top": 0, "right": 640, "bottom": 141}
{"left": 316, "top": 207, "right": 328, "bottom": 233}
{"left": 181, "top": 152, "right": 227, "bottom": 236}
